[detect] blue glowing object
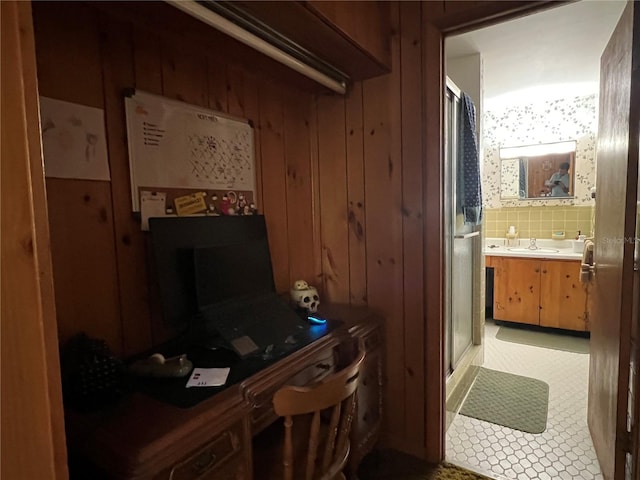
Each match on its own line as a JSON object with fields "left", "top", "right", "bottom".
{"left": 307, "top": 315, "right": 327, "bottom": 325}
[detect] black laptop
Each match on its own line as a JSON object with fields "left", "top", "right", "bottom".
{"left": 193, "top": 238, "right": 308, "bottom": 358}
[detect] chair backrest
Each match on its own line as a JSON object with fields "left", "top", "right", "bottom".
{"left": 272, "top": 349, "right": 365, "bottom": 480}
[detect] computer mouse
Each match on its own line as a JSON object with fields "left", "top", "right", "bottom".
{"left": 307, "top": 315, "right": 327, "bottom": 325}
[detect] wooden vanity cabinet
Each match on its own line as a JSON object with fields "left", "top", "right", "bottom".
{"left": 539, "top": 260, "right": 589, "bottom": 331}
{"left": 490, "top": 256, "right": 589, "bottom": 332}
{"left": 492, "top": 256, "right": 541, "bottom": 326}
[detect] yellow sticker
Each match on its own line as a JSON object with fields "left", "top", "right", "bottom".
{"left": 174, "top": 192, "right": 207, "bottom": 216}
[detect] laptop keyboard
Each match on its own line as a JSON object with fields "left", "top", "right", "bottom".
{"left": 201, "top": 294, "right": 306, "bottom": 354}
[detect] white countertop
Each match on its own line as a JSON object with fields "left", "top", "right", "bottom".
{"left": 484, "top": 237, "right": 583, "bottom": 260}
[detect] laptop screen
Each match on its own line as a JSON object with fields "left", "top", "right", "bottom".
{"left": 148, "top": 215, "right": 271, "bottom": 331}
{"left": 193, "top": 238, "right": 276, "bottom": 309}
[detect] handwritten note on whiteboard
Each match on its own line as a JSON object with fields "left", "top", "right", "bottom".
{"left": 124, "top": 90, "right": 255, "bottom": 211}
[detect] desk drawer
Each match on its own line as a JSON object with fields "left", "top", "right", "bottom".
{"left": 164, "top": 421, "right": 244, "bottom": 480}
{"left": 287, "top": 350, "right": 336, "bottom": 387}
{"left": 189, "top": 454, "right": 247, "bottom": 480}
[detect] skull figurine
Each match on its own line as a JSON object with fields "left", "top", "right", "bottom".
{"left": 290, "top": 280, "right": 320, "bottom": 313}
{"left": 292, "top": 279, "right": 309, "bottom": 291}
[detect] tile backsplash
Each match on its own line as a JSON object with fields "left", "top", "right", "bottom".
{"left": 484, "top": 206, "right": 593, "bottom": 239}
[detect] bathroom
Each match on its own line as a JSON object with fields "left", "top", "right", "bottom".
{"left": 442, "top": 1, "right": 626, "bottom": 479}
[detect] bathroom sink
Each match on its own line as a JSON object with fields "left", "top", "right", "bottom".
{"left": 507, "top": 247, "right": 560, "bottom": 253}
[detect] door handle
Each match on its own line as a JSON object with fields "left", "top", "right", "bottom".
{"left": 454, "top": 231, "right": 480, "bottom": 239}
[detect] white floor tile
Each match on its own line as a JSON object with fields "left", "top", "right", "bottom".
{"left": 446, "top": 320, "right": 603, "bottom": 480}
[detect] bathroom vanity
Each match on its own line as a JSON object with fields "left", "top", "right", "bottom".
{"left": 485, "top": 239, "right": 589, "bottom": 332}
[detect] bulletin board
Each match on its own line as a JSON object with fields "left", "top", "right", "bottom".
{"left": 124, "top": 90, "right": 256, "bottom": 213}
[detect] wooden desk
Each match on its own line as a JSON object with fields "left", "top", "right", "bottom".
{"left": 66, "top": 305, "right": 383, "bottom": 480}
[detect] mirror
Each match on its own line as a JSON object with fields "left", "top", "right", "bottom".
{"left": 499, "top": 140, "right": 576, "bottom": 199}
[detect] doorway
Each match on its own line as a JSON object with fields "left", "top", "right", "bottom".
{"left": 442, "top": 1, "right": 627, "bottom": 478}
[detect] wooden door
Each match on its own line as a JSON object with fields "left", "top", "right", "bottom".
{"left": 492, "top": 257, "right": 540, "bottom": 325}
{"left": 539, "top": 260, "right": 588, "bottom": 332}
{"left": 588, "top": 2, "right": 639, "bottom": 479}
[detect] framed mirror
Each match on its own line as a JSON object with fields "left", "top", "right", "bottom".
{"left": 499, "top": 140, "right": 576, "bottom": 200}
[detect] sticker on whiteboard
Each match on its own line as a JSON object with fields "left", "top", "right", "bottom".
{"left": 174, "top": 192, "right": 207, "bottom": 216}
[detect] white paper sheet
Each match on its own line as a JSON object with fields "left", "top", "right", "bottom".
{"left": 40, "top": 96, "right": 111, "bottom": 181}
{"left": 185, "top": 367, "right": 231, "bottom": 388}
{"left": 140, "top": 191, "right": 167, "bottom": 231}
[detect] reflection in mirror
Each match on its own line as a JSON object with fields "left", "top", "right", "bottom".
{"left": 499, "top": 141, "right": 576, "bottom": 200}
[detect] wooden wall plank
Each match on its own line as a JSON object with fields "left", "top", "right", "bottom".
{"left": 226, "top": 65, "right": 245, "bottom": 116}
{"left": 33, "top": 3, "right": 124, "bottom": 354}
{"left": 33, "top": 2, "right": 103, "bottom": 108}
{"left": 129, "top": 23, "right": 165, "bottom": 345}
{"left": 363, "top": 70, "right": 405, "bottom": 448}
{"left": 100, "top": 16, "right": 153, "bottom": 355}
{"left": 345, "top": 84, "right": 367, "bottom": 305}
{"left": 161, "top": 39, "right": 208, "bottom": 107}
{"left": 385, "top": 2, "right": 407, "bottom": 447}
{"left": 226, "top": 66, "right": 264, "bottom": 214}
{"left": 238, "top": 72, "right": 264, "bottom": 214}
{"left": 131, "top": 26, "right": 168, "bottom": 345}
{"left": 259, "top": 80, "right": 290, "bottom": 293}
{"left": 46, "top": 180, "right": 123, "bottom": 352}
{"left": 283, "top": 90, "right": 316, "bottom": 286}
{"left": 208, "top": 56, "right": 228, "bottom": 112}
{"left": 399, "top": 1, "right": 426, "bottom": 455}
{"left": 308, "top": 98, "right": 324, "bottom": 289}
{"left": 133, "top": 28, "right": 163, "bottom": 94}
{"left": 317, "top": 96, "right": 351, "bottom": 303}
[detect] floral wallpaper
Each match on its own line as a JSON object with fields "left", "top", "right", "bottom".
{"left": 483, "top": 94, "right": 597, "bottom": 208}
{"left": 500, "top": 159, "right": 520, "bottom": 198}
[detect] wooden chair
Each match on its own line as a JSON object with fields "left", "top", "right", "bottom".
{"left": 269, "top": 349, "right": 365, "bottom": 480}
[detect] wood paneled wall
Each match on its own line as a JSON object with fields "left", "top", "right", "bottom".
{"left": 316, "top": 3, "right": 426, "bottom": 452}
{"left": 34, "top": 2, "right": 319, "bottom": 353}
{"left": 33, "top": 0, "right": 431, "bottom": 453}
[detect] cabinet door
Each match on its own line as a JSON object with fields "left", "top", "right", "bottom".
{"left": 539, "top": 260, "right": 588, "bottom": 331}
{"left": 485, "top": 255, "right": 495, "bottom": 268}
{"left": 493, "top": 257, "right": 541, "bottom": 325}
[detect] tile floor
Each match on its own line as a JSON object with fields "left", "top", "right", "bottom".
{"left": 446, "top": 319, "right": 602, "bottom": 480}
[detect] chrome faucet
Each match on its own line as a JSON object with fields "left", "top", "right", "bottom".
{"left": 528, "top": 238, "right": 538, "bottom": 250}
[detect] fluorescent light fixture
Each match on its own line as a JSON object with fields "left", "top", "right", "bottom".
{"left": 500, "top": 140, "right": 576, "bottom": 159}
{"left": 166, "top": 0, "right": 347, "bottom": 94}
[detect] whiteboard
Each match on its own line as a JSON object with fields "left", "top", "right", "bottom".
{"left": 125, "top": 90, "right": 255, "bottom": 211}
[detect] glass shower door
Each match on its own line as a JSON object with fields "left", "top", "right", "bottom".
{"left": 445, "top": 79, "right": 475, "bottom": 373}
